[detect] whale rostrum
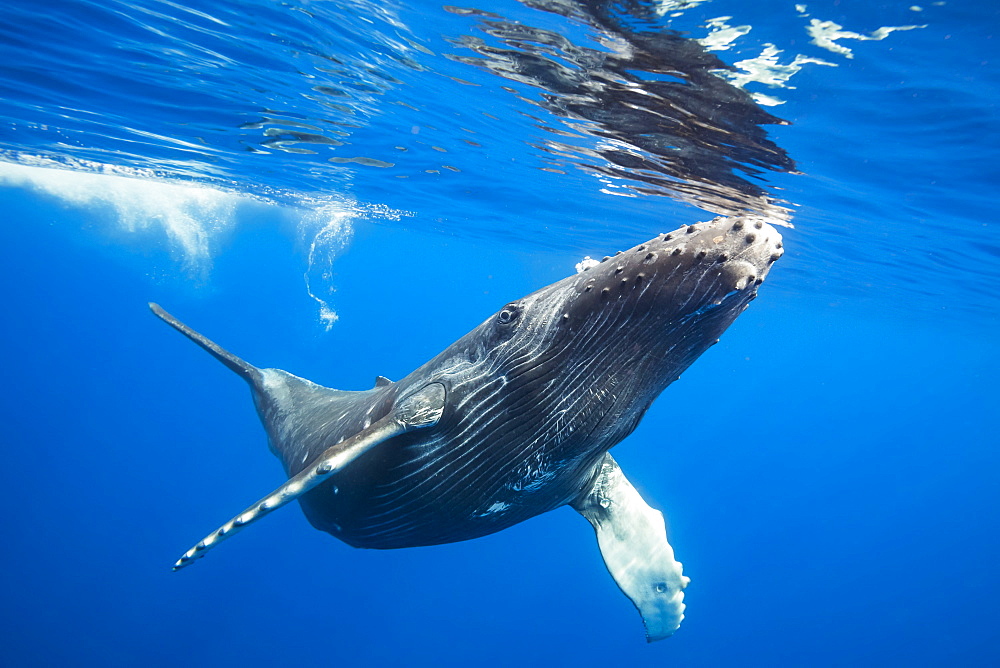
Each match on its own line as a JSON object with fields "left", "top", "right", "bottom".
{"left": 152, "top": 215, "right": 783, "bottom": 641}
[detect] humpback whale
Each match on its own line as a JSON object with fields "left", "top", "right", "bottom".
{"left": 153, "top": 215, "right": 783, "bottom": 641}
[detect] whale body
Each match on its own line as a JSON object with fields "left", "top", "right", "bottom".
{"left": 153, "top": 215, "right": 783, "bottom": 641}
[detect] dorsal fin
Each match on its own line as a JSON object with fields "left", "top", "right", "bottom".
{"left": 374, "top": 375, "right": 393, "bottom": 387}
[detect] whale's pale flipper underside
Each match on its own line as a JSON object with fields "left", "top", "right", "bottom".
{"left": 148, "top": 303, "right": 447, "bottom": 571}
{"left": 573, "top": 454, "right": 690, "bottom": 642}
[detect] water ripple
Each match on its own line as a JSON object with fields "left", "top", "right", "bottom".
{"left": 0, "top": 0, "right": 994, "bottom": 322}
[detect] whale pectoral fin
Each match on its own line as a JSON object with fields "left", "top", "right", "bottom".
{"left": 172, "top": 382, "right": 447, "bottom": 571}
{"left": 150, "top": 303, "right": 261, "bottom": 384}
{"left": 172, "top": 414, "right": 405, "bottom": 572}
{"left": 572, "top": 453, "right": 690, "bottom": 642}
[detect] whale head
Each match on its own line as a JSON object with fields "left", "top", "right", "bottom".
{"left": 461, "top": 215, "right": 784, "bottom": 446}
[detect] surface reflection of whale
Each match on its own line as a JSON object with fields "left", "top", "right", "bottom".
{"left": 446, "top": 0, "right": 796, "bottom": 219}
{"left": 154, "top": 215, "right": 782, "bottom": 641}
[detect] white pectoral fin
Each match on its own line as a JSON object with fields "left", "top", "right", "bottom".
{"left": 172, "top": 383, "right": 446, "bottom": 571}
{"left": 572, "top": 453, "right": 690, "bottom": 642}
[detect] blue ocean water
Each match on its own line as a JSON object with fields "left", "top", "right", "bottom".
{"left": 1, "top": 0, "right": 997, "bottom": 665}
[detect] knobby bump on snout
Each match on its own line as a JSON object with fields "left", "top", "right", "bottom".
{"left": 152, "top": 215, "right": 782, "bottom": 641}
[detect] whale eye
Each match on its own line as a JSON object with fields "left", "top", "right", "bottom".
{"left": 497, "top": 304, "right": 520, "bottom": 325}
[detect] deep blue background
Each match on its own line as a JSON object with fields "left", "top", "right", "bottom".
{"left": 2, "top": 185, "right": 997, "bottom": 666}
{"left": 1, "top": 1, "right": 998, "bottom": 666}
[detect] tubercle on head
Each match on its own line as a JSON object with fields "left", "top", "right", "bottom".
{"left": 555, "top": 220, "right": 783, "bottom": 333}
